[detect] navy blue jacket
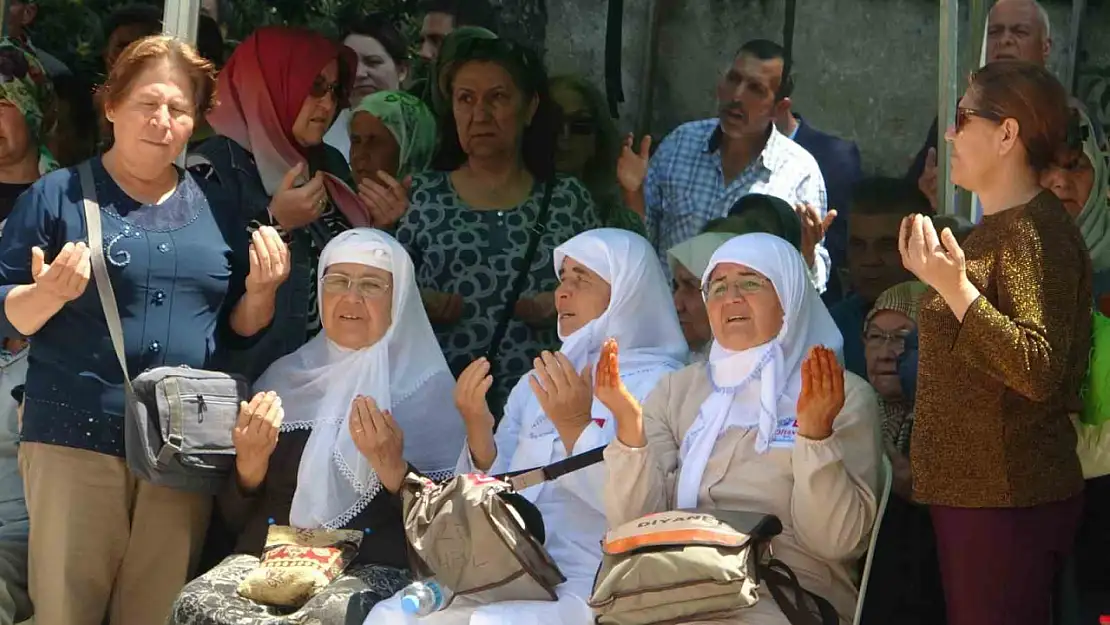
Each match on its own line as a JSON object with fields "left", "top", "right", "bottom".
{"left": 791, "top": 115, "right": 862, "bottom": 302}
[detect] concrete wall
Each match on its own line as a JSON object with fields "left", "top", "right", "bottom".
{"left": 545, "top": 0, "right": 1110, "bottom": 177}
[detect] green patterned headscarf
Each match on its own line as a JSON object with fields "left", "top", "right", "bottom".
{"left": 0, "top": 39, "right": 58, "bottom": 174}
{"left": 351, "top": 90, "right": 437, "bottom": 180}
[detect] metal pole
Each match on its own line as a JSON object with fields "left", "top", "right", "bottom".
{"left": 0, "top": 0, "right": 9, "bottom": 38}
{"left": 162, "top": 0, "right": 201, "bottom": 47}
{"left": 162, "top": 0, "right": 201, "bottom": 167}
{"left": 1063, "top": 0, "right": 1088, "bottom": 95}
{"left": 937, "top": 0, "right": 959, "bottom": 216}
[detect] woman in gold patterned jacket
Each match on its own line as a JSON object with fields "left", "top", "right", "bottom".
{"left": 900, "top": 60, "right": 1091, "bottom": 625}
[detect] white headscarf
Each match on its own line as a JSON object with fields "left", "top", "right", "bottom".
{"left": 255, "top": 228, "right": 465, "bottom": 529}
{"left": 676, "top": 233, "right": 842, "bottom": 509}
{"left": 667, "top": 232, "right": 736, "bottom": 280}
{"left": 511, "top": 228, "right": 688, "bottom": 500}
{"left": 552, "top": 228, "right": 688, "bottom": 380}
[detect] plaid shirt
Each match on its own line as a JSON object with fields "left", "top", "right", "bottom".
{"left": 644, "top": 119, "right": 830, "bottom": 290}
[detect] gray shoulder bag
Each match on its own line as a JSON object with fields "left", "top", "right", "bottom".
{"left": 79, "top": 161, "right": 249, "bottom": 494}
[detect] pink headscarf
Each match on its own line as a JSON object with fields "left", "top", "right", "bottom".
{"left": 206, "top": 26, "right": 370, "bottom": 227}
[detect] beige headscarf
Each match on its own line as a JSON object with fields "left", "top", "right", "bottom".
{"left": 867, "top": 281, "right": 928, "bottom": 453}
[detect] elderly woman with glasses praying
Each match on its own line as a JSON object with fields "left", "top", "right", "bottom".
{"left": 601, "top": 233, "right": 882, "bottom": 624}
{"left": 170, "top": 229, "right": 466, "bottom": 625}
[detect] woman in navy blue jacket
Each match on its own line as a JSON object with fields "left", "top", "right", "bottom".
{"left": 0, "top": 37, "right": 288, "bottom": 625}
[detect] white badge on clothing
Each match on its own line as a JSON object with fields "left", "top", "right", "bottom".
{"left": 769, "top": 417, "right": 798, "bottom": 448}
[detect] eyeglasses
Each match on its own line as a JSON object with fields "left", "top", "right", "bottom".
{"left": 864, "top": 328, "right": 912, "bottom": 351}
{"left": 955, "top": 107, "right": 1003, "bottom": 132}
{"left": 310, "top": 78, "right": 343, "bottom": 101}
{"left": 703, "top": 276, "right": 768, "bottom": 301}
{"left": 321, "top": 274, "right": 391, "bottom": 299}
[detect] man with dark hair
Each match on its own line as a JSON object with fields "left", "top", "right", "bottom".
{"left": 417, "top": 0, "right": 497, "bottom": 62}
{"left": 830, "top": 177, "right": 932, "bottom": 377}
{"left": 6, "top": 0, "right": 71, "bottom": 77}
{"left": 620, "top": 39, "right": 829, "bottom": 286}
{"left": 102, "top": 3, "right": 163, "bottom": 72}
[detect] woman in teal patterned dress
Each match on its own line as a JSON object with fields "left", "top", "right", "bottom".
{"left": 396, "top": 37, "right": 600, "bottom": 416}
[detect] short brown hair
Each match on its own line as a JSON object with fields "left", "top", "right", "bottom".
{"left": 97, "top": 35, "right": 217, "bottom": 137}
{"left": 970, "top": 60, "right": 1071, "bottom": 173}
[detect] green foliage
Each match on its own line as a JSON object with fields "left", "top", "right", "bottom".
{"left": 28, "top": 0, "right": 421, "bottom": 79}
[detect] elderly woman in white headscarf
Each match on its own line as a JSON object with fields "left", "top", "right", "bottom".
{"left": 600, "top": 233, "right": 882, "bottom": 624}
{"left": 171, "top": 229, "right": 466, "bottom": 625}
{"left": 366, "top": 228, "right": 689, "bottom": 625}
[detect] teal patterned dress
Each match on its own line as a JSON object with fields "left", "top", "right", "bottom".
{"left": 398, "top": 171, "right": 601, "bottom": 415}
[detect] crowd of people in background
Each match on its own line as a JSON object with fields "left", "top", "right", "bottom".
{"left": 0, "top": 0, "right": 1099, "bottom": 623}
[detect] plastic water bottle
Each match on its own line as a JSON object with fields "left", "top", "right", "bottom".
{"left": 400, "top": 579, "right": 450, "bottom": 617}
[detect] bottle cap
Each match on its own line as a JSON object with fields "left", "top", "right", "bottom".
{"left": 401, "top": 595, "right": 421, "bottom": 614}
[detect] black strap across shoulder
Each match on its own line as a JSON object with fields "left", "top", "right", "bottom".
{"left": 484, "top": 180, "right": 555, "bottom": 370}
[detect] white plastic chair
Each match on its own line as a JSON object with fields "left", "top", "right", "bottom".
{"left": 851, "top": 454, "right": 893, "bottom": 625}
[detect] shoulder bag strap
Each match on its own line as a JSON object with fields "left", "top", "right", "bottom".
{"left": 761, "top": 558, "right": 840, "bottom": 625}
{"left": 484, "top": 180, "right": 555, "bottom": 369}
{"left": 78, "top": 161, "right": 132, "bottom": 392}
{"left": 496, "top": 445, "right": 605, "bottom": 492}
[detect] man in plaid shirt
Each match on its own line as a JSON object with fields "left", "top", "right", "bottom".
{"left": 620, "top": 40, "right": 830, "bottom": 290}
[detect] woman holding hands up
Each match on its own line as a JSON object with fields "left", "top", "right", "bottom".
{"left": 601, "top": 233, "right": 882, "bottom": 624}
{"left": 901, "top": 61, "right": 1092, "bottom": 625}
{"left": 367, "top": 228, "right": 686, "bottom": 625}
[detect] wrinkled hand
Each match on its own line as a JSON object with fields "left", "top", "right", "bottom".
{"left": 917, "top": 147, "right": 939, "bottom": 211}
{"left": 795, "top": 346, "right": 844, "bottom": 441}
{"left": 358, "top": 171, "right": 411, "bottom": 229}
{"left": 617, "top": 134, "right": 652, "bottom": 194}
{"left": 529, "top": 351, "right": 593, "bottom": 424}
{"left": 885, "top": 440, "right": 914, "bottom": 500}
{"left": 455, "top": 357, "right": 495, "bottom": 434}
{"left": 422, "top": 289, "right": 464, "bottom": 325}
{"left": 795, "top": 202, "right": 836, "bottom": 269}
{"left": 349, "top": 395, "right": 407, "bottom": 493}
{"left": 593, "top": 338, "right": 644, "bottom": 448}
{"left": 269, "top": 162, "right": 328, "bottom": 230}
{"left": 233, "top": 391, "right": 284, "bottom": 490}
{"left": 245, "top": 226, "right": 291, "bottom": 295}
{"left": 514, "top": 292, "right": 556, "bottom": 328}
{"left": 31, "top": 242, "right": 91, "bottom": 305}
{"left": 899, "top": 214, "right": 966, "bottom": 296}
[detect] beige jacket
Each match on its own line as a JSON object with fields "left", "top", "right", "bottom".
{"left": 604, "top": 365, "right": 882, "bottom": 624}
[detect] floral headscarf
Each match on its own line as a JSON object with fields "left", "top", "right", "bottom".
{"left": 866, "top": 281, "right": 928, "bottom": 454}
{"left": 0, "top": 40, "right": 58, "bottom": 174}
{"left": 351, "top": 91, "right": 436, "bottom": 180}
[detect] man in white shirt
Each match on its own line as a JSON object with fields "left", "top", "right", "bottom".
{"left": 620, "top": 40, "right": 829, "bottom": 289}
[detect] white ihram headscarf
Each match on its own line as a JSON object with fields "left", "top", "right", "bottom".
{"left": 255, "top": 228, "right": 465, "bottom": 529}
{"left": 676, "top": 233, "right": 842, "bottom": 509}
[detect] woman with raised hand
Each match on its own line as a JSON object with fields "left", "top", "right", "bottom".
{"left": 171, "top": 229, "right": 465, "bottom": 625}
{"left": 366, "top": 228, "right": 686, "bottom": 625}
{"left": 602, "top": 233, "right": 882, "bottom": 624}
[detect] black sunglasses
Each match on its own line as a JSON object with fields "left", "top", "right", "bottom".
{"left": 559, "top": 117, "right": 597, "bottom": 137}
{"left": 955, "top": 107, "right": 1002, "bottom": 132}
